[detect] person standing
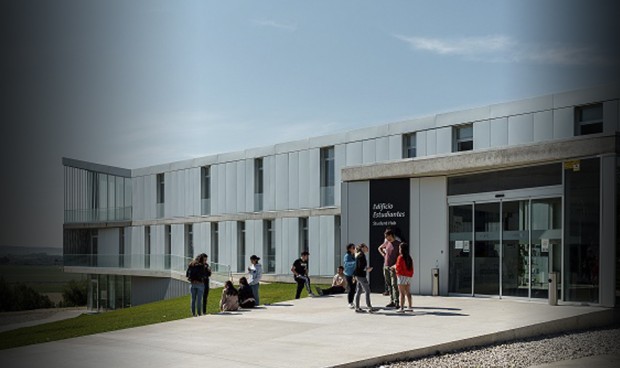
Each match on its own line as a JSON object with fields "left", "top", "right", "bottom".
{"left": 392, "top": 242, "right": 414, "bottom": 313}
{"left": 200, "top": 253, "right": 212, "bottom": 315}
{"left": 342, "top": 243, "right": 357, "bottom": 308}
{"left": 247, "top": 255, "right": 263, "bottom": 306}
{"left": 316, "top": 266, "right": 348, "bottom": 296}
{"left": 186, "top": 254, "right": 207, "bottom": 317}
{"left": 353, "top": 243, "right": 376, "bottom": 313}
{"left": 378, "top": 229, "right": 401, "bottom": 308}
{"left": 292, "top": 251, "right": 315, "bottom": 299}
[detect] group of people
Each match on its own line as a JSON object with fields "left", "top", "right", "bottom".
{"left": 290, "top": 228, "right": 414, "bottom": 314}
{"left": 187, "top": 227, "right": 413, "bottom": 316}
{"left": 186, "top": 254, "right": 263, "bottom": 315}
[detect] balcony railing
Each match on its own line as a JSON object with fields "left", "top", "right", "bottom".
{"left": 63, "top": 254, "right": 232, "bottom": 285}
{"left": 64, "top": 207, "right": 132, "bottom": 224}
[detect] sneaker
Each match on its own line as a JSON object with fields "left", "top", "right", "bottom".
{"left": 396, "top": 308, "right": 405, "bottom": 314}
{"left": 316, "top": 287, "right": 324, "bottom": 296}
{"left": 382, "top": 291, "right": 390, "bottom": 296}
{"left": 348, "top": 303, "right": 355, "bottom": 309}
{"left": 395, "top": 303, "right": 400, "bottom": 309}
{"left": 385, "top": 302, "right": 396, "bottom": 308}
{"left": 308, "top": 292, "right": 316, "bottom": 297}
{"left": 369, "top": 307, "right": 379, "bottom": 313}
{"left": 355, "top": 308, "right": 364, "bottom": 313}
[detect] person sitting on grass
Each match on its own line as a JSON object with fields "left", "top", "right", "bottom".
{"left": 316, "top": 266, "right": 348, "bottom": 296}
{"left": 238, "top": 276, "right": 256, "bottom": 309}
{"left": 220, "top": 280, "right": 239, "bottom": 312}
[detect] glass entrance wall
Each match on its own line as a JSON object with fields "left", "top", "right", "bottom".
{"left": 502, "top": 200, "right": 529, "bottom": 297}
{"left": 449, "top": 205, "right": 473, "bottom": 294}
{"left": 531, "top": 198, "right": 562, "bottom": 299}
{"left": 564, "top": 158, "right": 600, "bottom": 303}
{"left": 474, "top": 203, "right": 500, "bottom": 295}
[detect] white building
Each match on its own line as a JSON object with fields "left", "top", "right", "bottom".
{"left": 63, "top": 84, "right": 619, "bottom": 310}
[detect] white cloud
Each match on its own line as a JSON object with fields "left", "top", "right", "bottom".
{"left": 252, "top": 19, "right": 297, "bottom": 32}
{"left": 393, "top": 34, "right": 611, "bottom": 66}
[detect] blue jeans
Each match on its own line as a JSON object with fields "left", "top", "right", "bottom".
{"left": 190, "top": 283, "right": 205, "bottom": 316}
{"left": 250, "top": 283, "right": 260, "bottom": 306}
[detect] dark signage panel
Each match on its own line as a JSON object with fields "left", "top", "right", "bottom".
{"left": 368, "top": 179, "right": 410, "bottom": 292}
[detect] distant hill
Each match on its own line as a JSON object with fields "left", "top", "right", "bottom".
{"left": 0, "top": 245, "right": 62, "bottom": 256}
{"left": 0, "top": 246, "right": 63, "bottom": 266}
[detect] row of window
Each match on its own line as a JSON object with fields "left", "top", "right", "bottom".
{"left": 401, "top": 103, "right": 604, "bottom": 159}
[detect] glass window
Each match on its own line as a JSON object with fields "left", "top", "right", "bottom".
{"left": 299, "top": 217, "right": 309, "bottom": 254}
{"left": 144, "top": 226, "right": 151, "bottom": 269}
{"left": 254, "top": 158, "right": 263, "bottom": 211}
{"left": 575, "top": 103, "right": 603, "bottom": 135}
{"left": 454, "top": 124, "right": 473, "bottom": 152}
{"left": 448, "top": 164, "right": 562, "bottom": 196}
{"left": 264, "top": 220, "right": 275, "bottom": 273}
{"left": 320, "top": 146, "right": 335, "bottom": 206}
{"left": 165, "top": 225, "right": 171, "bottom": 270}
{"left": 201, "top": 166, "right": 211, "bottom": 215}
{"left": 156, "top": 173, "right": 165, "bottom": 204}
{"left": 402, "top": 133, "right": 416, "bottom": 158}
{"left": 211, "top": 223, "right": 219, "bottom": 264}
{"left": 185, "top": 224, "right": 194, "bottom": 260}
{"left": 237, "top": 221, "right": 246, "bottom": 272}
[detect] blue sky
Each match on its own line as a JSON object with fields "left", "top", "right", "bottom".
{"left": 1, "top": 0, "right": 618, "bottom": 247}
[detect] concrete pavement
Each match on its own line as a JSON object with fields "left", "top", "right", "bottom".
{"left": 0, "top": 294, "right": 615, "bottom": 368}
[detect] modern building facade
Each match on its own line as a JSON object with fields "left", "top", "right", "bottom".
{"left": 63, "top": 84, "right": 619, "bottom": 310}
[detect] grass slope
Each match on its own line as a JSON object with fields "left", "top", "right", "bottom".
{"left": 0, "top": 282, "right": 327, "bottom": 350}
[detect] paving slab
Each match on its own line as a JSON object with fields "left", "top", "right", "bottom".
{"left": 0, "top": 294, "right": 613, "bottom": 368}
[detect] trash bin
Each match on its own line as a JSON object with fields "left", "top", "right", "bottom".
{"left": 548, "top": 272, "right": 558, "bottom": 306}
{"left": 432, "top": 268, "right": 439, "bottom": 296}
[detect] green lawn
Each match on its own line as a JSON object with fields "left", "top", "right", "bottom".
{"left": 0, "top": 282, "right": 328, "bottom": 350}
{"left": 0, "top": 265, "right": 85, "bottom": 293}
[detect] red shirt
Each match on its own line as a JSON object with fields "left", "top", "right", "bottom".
{"left": 395, "top": 255, "right": 414, "bottom": 277}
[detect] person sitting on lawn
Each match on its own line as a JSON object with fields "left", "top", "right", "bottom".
{"left": 220, "top": 280, "right": 239, "bottom": 312}
{"left": 316, "top": 266, "right": 348, "bottom": 296}
{"left": 238, "top": 276, "right": 256, "bottom": 308}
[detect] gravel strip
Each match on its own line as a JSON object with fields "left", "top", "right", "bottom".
{"left": 375, "top": 326, "right": 620, "bottom": 368}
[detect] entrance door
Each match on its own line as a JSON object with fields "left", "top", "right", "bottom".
{"left": 449, "top": 195, "right": 562, "bottom": 299}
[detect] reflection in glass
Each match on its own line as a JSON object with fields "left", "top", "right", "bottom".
{"left": 449, "top": 205, "right": 473, "bottom": 294}
{"left": 474, "top": 203, "right": 500, "bottom": 295}
{"left": 502, "top": 200, "right": 529, "bottom": 297}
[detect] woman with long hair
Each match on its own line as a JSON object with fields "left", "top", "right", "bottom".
{"left": 186, "top": 254, "right": 207, "bottom": 316}
{"left": 238, "top": 276, "right": 256, "bottom": 308}
{"left": 392, "top": 242, "right": 414, "bottom": 313}
{"left": 220, "top": 280, "right": 239, "bottom": 312}
{"left": 353, "top": 243, "right": 376, "bottom": 313}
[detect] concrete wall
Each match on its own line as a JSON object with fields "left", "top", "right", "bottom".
{"left": 131, "top": 277, "right": 188, "bottom": 306}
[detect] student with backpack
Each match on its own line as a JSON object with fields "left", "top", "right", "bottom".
{"left": 186, "top": 254, "right": 208, "bottom": 316}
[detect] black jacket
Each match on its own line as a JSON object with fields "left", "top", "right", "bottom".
{"left": 353, "top": 252, "right": 368, "bottom": 277}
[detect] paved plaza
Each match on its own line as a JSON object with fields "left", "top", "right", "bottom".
{"left": 0, "top": 294, "right": 615, "bottom": 368}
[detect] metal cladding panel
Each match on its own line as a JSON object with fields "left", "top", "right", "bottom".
{"left": 298, "top": 150, "right": 310, "bottom": 208}
{"left": 341, "top": 181, "right": 369, "bottom": 265}
{"left": 151, "top": 225, "right": 165, "bottom": 269}
{"left": 147, "top": 175, "right": 156, "bottom": 220}
{"left": 131, "top": 226, "right": 144, "bottom": 257}
{"left": 284, "top": 217, "right": 300, "bottom": 274}
{"left": 417, "top": 131, "right": 427, "bottom": 157}
{"left": 320, "top": 215, "right": 335, "bottom": 276}
{"left": 132, "top": 177, "right": 142, "bottom": 220}
{"left": 217, "top": 164, "right": 227, "bottom": 215}
{"left": 490, "top": 117, "right": 508, "bottom": 148}
{"left": 533, "top": 111, "right": 554, "bottom": 142}
{"left": 508, "top": 113, "right": 534, "bottom": 145}
{"left": 553, "top": 107, "right": 573, "bottom": 139}
{"left": 436, "top": 127, "right": 452, "bottom": 155}
{"left": 388, "top": 135, "right": 402, "bottom": 160}
{"left": 193, "top": 222, "right": 209, "bottom": 256}
{"left": 410, "top": 178, "right": 421, "bottom": 294}
{"left": 222, "top": 221, "right": 235, "bottom": 272}
{"left": 99, "top": 228, "right": 119, "bottom": 267}
{"left": 308, "top": 216, "right": 321, "bottom": 275}
{"left": 375, "top": 136, "right": 389, "bottom": 162}
{"left": 418, "top": 177, "right": 448, "bottom": 295}
{"left": 308, "top": 148, "right": 321, "bottom": 208}
{"left": 171, "top": 224, "right": 185, "bottom": 258}
{"left": 275, "top": 218, "right": 284, "bottom": 274}
{"left": 275, "top": 154, "right": 290, "bottom": 210}
{"left": 345, "top": 141, "right": 363, "bottom": 166}
{"left": 236, "top": 161, "right": 246, "bottom": 213}
{"left": 603, "top": 100, "right": 619, "bottom": 134}
{"left": 226, "top": 162, "right": 238, "bottom": 214}
{"left": 264, "top": 155, "right": 276, "bottom": 212}
{"left": 474, "top": 120, "right": 491, "bottom": 149}
{"left": 288, "top": 152, "right": 300, "bottom": 210}
{"left": 334, "top": 145, "right": 346, "bottom": 207}
{"left": 245, "top": 159, "right": 254, "bottom": 212}
{"left": 426, "top": 129, "right": 437, "bottom": 155}
{"left": 250, "top": 220, "right": 264, "bottom": 260}
{"left": 362, "top": 139, "right": 376, "bottom": 164}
